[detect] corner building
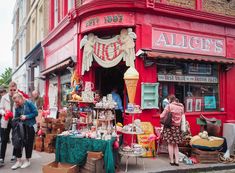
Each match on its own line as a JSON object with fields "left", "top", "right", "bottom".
{"left": 42, "top": 0, "right": 235, "bottom": 136}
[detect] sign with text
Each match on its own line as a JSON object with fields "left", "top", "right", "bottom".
{"left": 158, "top": 74, "right": 218, "bottom": 83}
{"left": 81, "top": 12, "right": 134, "bottom": 32}
{"left": 152, "top": 28, "right": 226, "bottom": 57}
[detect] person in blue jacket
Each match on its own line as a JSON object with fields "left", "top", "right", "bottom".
{"left": 11, "top": 93, "right": 38, "bottom": 170}
{"left": 111, "top": 87, "right": 123, "bottom": 124}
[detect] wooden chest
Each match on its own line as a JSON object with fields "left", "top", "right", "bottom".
{"left": 191, "top": 148, "right": 219, "bottom": 163}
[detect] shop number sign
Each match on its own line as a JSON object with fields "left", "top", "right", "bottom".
{"left": 152, "top": 28, "right": 226, "bottom": 57}
{"left": 81, "top": 12, "right": 134, "bottom": 32}
{"left": 158, "top": 74, "right": 218, "bottom": 83}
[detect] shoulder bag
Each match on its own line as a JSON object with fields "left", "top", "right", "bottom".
{"left": 160, "top": 105, "right": 172, "bottom": 128}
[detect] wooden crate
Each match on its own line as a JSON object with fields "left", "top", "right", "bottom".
{"left": 191, "top": 148, "right": 219, "bottom": 163}
{"left": 34, "top": 136, "right": 44, "bottom": 152}
{"left": 80, "top": 158, "right": 104, "bottom": 173}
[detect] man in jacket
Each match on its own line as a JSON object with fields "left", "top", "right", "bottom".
{"left": 0, "top": 82, "right": 18, "bottom": 167}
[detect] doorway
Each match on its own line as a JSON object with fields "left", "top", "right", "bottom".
{"left": 95, "top": 65, "right": 127, "bottom": 97}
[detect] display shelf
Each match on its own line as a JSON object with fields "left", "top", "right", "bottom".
{"left": 68, "top": 100, "right": 80, "bottom": 103}
{"left": 94, "top": 107, "right": 115, "bottom": 110}
{"left": 119, "top": 149, "right": 145, "bottom": 157}
{"left": 95, "top": 107, "right": 117, "bottom": 136}
{"left": 119, "top": 146, "right": 146, "bottom": 172}
{"left": 97, "top": 118, "right": 115, "bottom": 121}
{"left": 125, "top": 110, "right": 142, "bottom": 114}
{"left": 121, "top": 130, "right": 144, "bottom": 135}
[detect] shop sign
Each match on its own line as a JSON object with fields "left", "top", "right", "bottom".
{"left": 80, "top": 28, "right": 137, "bottom": 75}
{"left": 81, "top": 12, "right": 134, "bottom": 32}
{"left": 152, "top": 28, "right": 226, "bottom": 57}
{"left": 158, "top": 74, "right": 218, "bottom": 83}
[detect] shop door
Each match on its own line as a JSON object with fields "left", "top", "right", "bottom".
{"left": 95, "top": 66, "right": 127, "bottom": 105}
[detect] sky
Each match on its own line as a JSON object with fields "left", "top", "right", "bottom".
{"left": 0, "top": 0, "right": 15, "bottom": 75}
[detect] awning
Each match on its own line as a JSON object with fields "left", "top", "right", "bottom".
{"left": 41, "top": 57, "right": 74, "bottom": 76}
{"left": 145, "top": 51, "right": 235, "bottom": 64}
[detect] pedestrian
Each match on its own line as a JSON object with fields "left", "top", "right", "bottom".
{"left": 160, "top": 95, "right": 184, "bottom": 166}
{"left": 0, "top": 82, "right": 18, "bottom": 167}
{"left": 31, "top": 90, "right": 44, "bottom": 110}
{"left": 111, "top": 87, "right": 123, "bottom": 124}
{"left": 162, "top": 95, "right": 170, "bottom": 109}
{"left": 31, "top": 90, "right": 44, "bottom": 131}
{"left": 11, "top": 93, "right": 38, "bottom": 170}
{"left": 0, "top": 86, "right": 7, "bottom": 142}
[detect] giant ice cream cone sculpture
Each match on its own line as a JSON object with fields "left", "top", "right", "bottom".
{"left": 124, "top": 67, "right": 139, "bottom": 104}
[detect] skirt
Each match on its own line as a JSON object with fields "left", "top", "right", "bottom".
{"left": 161, "top": 125, "right": 183, "bottom": 144}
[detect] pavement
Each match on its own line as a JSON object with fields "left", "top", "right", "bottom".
{"left": 1, "top": 143, "right": 235, "bottom": 173}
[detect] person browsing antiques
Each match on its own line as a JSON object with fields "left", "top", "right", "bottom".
{"left": 160, "top": 95, "right": 184, "bottom": 166}
{"left": 11, "top": 93, "right": 38, "bottom": 170}
{"left": 0, "top": 81, "right": 18, "bottom": 167}
{"left": 111, "top": 87, "right": 124, "bottom": 124}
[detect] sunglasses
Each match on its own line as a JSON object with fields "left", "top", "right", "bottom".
{"left": 10, "top": 89, "right": 16, "bottom": 91}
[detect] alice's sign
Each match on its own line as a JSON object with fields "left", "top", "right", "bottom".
{"left": 81, "top": 12, "right": 134, "bottom": 32}
{"left": 80, "top": 28, "right": 136, "bottom": 75}
{"left": 152, "top": 28, "right": 226, "bottom": 57}
{"left": 158, "top": 74, "right": 218, "bottom": 83}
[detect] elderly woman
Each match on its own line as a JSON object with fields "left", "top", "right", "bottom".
{"left": 11, "top": 93, "right": 38, "bottom": 170}
{"left": 160, "top": 95, "right": 184, "bottom": 166}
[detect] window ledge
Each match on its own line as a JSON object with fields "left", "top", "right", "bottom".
{"left": 185, "top": 112, "right": 227, "bottom": 117}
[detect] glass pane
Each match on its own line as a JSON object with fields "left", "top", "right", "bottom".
{"left": 158, "top": 62, "right": 219, "bottom": 113}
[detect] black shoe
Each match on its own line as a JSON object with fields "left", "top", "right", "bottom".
{"left": 0, "top": 159, "right": 4, "bottom": 167}
{"left": 170, "top": 162, "right": 174, "bottom": 166}
{"left": 174, "top": 163, "right": 179, "bottom": 166}
{"left": 10, "top": 156, "right": 16, "bottom": 163}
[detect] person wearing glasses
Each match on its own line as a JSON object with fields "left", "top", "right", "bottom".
{"left": 0, "top": 81, "right": 18, "bottom": 167}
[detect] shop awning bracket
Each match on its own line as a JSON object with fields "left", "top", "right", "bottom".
{"left": 136, "top": 49, "right": 235, "bottom": 66}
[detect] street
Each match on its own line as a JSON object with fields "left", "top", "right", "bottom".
{"left": 1, "top": 142, "right": 235, "bottom": 173}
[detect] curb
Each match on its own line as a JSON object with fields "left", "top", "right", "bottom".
{"left": 149, "top": 164, "right": 235, "bottom": 173}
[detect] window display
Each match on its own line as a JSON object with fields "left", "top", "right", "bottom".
{"left": 157, "top": 61, "right": 219, "bottom": 112}
{"left": 60, "top": 72, "right": 72, "bottom": 107}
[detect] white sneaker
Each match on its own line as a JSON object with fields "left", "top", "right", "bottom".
{"left": 20, "top": 161, "right": 30, "bottom": 169}
{"left": 11, "top": 161, "right": 22, "bottom": 170}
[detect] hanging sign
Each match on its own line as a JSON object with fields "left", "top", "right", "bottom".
{"left": 152, "top": 28, "right": 226, "bottom": 57}
{"left": 80, "top": 28, "right": 137, "bottom": 75}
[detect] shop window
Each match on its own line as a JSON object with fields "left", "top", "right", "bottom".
{"left": 60, "top": 71, "right": 72, "bottom": 107}
{"left": 54, "top": 0, "right": 59, "bottom": 27}
{"left": 68, "top": 0, "right": 74, "bottom": 11}
{"left": 157, "top": 61, "right": 219, "bottom": 113}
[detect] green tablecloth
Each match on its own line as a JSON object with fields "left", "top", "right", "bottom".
{"left": 55, "top": 136, "right": 115, "bottom": 173}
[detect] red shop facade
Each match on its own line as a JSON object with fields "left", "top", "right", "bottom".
{"left": 42, "top": 0, "right": 235, "bottom": 136}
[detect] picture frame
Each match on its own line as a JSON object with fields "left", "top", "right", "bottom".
{"left": 195, "top": 98, "right": 202, "bottom": 112}
{"left": 185, "top": 97, "right": 193, "bottom": 112}
{"left": 204, "top": 96, "right": 216, "bottom": 109}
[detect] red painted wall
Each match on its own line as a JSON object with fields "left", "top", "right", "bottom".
{"left": 43, "top": 0, "right": 235, "bottom": 136}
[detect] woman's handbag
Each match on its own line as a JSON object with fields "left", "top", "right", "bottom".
{"left": 160, "top": 106, "right": 172, "bottom": 128}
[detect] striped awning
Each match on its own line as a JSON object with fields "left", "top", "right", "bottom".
{"left": 145, "top": 51, "right": 235, "bottom": 64}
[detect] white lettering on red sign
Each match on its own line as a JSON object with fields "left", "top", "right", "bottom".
{"left": 152, "top": 29, "right": 225, "bottom": 56}
{"left": 158, "top": 74, "right": 218, "bottom": 83}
